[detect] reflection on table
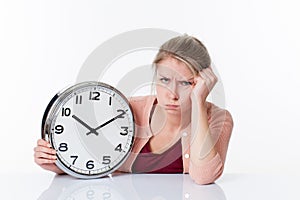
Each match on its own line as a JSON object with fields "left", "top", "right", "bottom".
{"left": 38, "top": 173, "right": 226, "bottom": 200}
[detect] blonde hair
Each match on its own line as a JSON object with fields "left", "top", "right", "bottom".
{"left": 153, "top": 34, "right": 211, "bottom": 74}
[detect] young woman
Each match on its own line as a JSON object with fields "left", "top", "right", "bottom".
{"left": 34, "top": 34, "right": 233, "bottom": 185}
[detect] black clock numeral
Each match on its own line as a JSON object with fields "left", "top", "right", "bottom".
{"left": 86, "top": 160, "right": 95, "bottom": 169}
{"left": 102, "top": 156, "right": 111, "bottom": 165}
{"left": 120, "top": 126, "right": 129, "bottom": 136}
{"left": 109, "top": 96, "right": 112, "bottom": 106}
{"left": 70, "top": 155, "right": 78, "bottom": 165}
{"left": 54, "top": 125, "right": 64, "bottom": 134}
{"left": 89, "top": 91, "right": 100, "bottom": 101}
{"left": 115, "top": 143, "right": 122, "bottom": 152}
{"left": 58, "top": 143, "right": 68, "bottom": 152}
{"left": 75, "top": 95, "right": 82, "bottom": 104}
{"left": 117, "top": 109, "right": 126, "bottom": 118}
{"left": 62, "top": 107, "right": 71, "bottom": 117}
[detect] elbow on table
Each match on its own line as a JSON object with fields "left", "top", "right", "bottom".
{"left": 189, "top": 159, "right": 224, "bottom": 185}
{"left": 191, "top": 167, "right": 223, "bottom": 185}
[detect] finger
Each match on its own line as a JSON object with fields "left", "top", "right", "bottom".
{"left": 35, "top": 151, "right": 57, "bottom": 160}
{"left": 199, "top": 70, "right": 211, "bottom": 86}
{"left": 37, "top": 139, "right": 52, "bottom": 148}
{"left": 198, "top": 70, "right": 216, "bottom": 93}
{"left": 194, "top": 73, "right": 204, "bottom": 82}
{"left": 37, "top": 138, "right": 51, "bottom": 147}
{"left": 199, "top": 68, "right": 212, "bottom": 80}
{"left": 200, "top": 68, "right": 218, "bottom": 86}
{"left": 35, "top": 157, "right": 56, "bottom": 165}
{"left": 203, "top": 67, "right": 218, "bottom": 82}
{"left": 34, "top": 146, "right": 56, "bottom": 155}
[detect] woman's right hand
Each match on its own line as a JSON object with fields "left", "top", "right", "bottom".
{"left": 34, "top": 139, "right": 64, "bottom": 174}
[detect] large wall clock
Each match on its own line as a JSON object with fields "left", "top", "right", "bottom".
{"left": 41, "top": 81, "right": 135, "bottom": 178}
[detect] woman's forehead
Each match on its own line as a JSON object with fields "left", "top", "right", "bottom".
{"left": 156, "top": 57, "right": 194, "bottom": 79}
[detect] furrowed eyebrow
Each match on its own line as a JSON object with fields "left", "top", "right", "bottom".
{"left": 157, "top": 74, "right": 169, "bottom": 78}
{"left": 157, "top": 73, "right": 194, "bottom": 81}
{"left": 179, "top": 77, "right": 194, "bottom": 81}
{"left": 157, "top": 74, "right": 194, "bottom": 80}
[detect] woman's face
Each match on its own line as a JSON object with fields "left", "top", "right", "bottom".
{"left": 155, "top": 57, "right": 195, "bottom": 116}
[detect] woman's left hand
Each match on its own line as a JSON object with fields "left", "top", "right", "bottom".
{"left": 191, "top": 67, "right": 218, "bottom": 104}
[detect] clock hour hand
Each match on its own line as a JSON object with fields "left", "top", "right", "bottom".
{"left": 86, "top": 109, "right": 126, "bottom": 135}
{"left": 72, "top": 115, "right": 99, "bottom": 136}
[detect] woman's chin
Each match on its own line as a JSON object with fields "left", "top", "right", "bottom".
{"left": 164, "top": 107, "right": 181, "bottom": 115}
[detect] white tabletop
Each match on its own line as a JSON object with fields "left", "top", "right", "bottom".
{"left": 2, "top": 172, "right": 299, "bottom": 199}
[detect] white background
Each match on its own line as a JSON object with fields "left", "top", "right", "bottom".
{"left": 1, "top": 0, "right": 299, "bottom": 175}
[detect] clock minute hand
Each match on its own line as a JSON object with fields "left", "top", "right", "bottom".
{"left": 72, "top": 115, "right": 99, "bottom": 136}
{"left": 86, "top": 109, "right": 126, "bottom": 135}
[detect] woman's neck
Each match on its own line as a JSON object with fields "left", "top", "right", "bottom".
{"left": 150, "top": 105, "right": 191, "bottom": 135}
{"left": 166, "top": 111, "right": 191, "bottom": 131}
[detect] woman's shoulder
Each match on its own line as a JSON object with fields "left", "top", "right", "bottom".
{"left": 127, "top": 95, "right": 156, "bottom": 125}
{"left": 128, "top": 95, "right": 156, "bottom": 109}
{"left": 206, "top": 101, "right": 232, "bottom": 117}
{"left": 128, "top": 95, "right": 155, "bottom": 104}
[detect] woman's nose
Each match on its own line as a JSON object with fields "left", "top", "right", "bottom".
{"left": 167, "top": 82, "right": 179, "bottom": 100}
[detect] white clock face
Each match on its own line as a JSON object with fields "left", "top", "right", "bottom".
{"left": 47, "top": 82, "right": 134, "bottom": 178}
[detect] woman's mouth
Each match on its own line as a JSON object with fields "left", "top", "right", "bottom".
{"left": 165, "top": 104, "right": 180, "bottom": 110}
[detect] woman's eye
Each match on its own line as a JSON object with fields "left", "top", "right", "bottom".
{"left": 180, "top": 81, "right": 192, "bottom": 86}
{"left": 160, "top": 78, "right": 170, "bottom": 84}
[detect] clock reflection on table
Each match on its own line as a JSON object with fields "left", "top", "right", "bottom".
{"left": 37, "top": 173, "right": 226, "bottom": 200}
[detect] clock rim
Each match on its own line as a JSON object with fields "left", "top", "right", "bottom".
{"left": 41, "top": 81, "right": 135, "bottom": 179}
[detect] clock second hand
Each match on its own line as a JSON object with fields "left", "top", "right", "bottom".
{"left": 86, "top": 110, "right": 126, "bottom": 135}
{"left": 72, "top": 115, "right": 100, "bottom": 136}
